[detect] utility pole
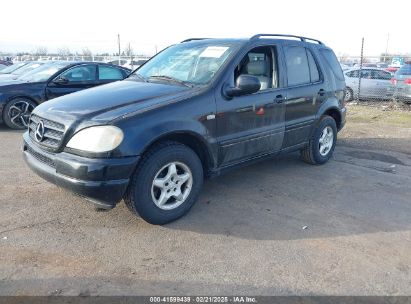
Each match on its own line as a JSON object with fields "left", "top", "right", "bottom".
{"left": 357, "top": 37, "right": 364, "bottom": 102}
{"left": 118, "top": 34, "right": 121, "bottom": 65}
{"left": 384, "top": 33, "right": 390, "bottom": 63}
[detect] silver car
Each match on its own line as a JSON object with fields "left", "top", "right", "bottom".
{"left": 393, "top": 63, "right": 411, "bottom": 103}
{"left": 344, "top": 68, "right": 394, "bottom": 101}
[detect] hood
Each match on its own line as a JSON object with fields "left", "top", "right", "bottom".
{"left": 0, "top": 78, "right": 28, "bottom": 86}
{"left": 34, "top": 80, "right": 194, "bottom": 125}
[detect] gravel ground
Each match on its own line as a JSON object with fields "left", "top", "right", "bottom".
{"left": 0, "top": 105, "right": 410, "bottom": 296}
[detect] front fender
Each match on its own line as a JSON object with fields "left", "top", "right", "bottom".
{"left": 116, "top": 118, "right": 217, "bottom": 167}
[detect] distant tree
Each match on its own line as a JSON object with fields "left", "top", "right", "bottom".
{"left": 33, "top": 46, "right": 48, "bottom": 56}
{"left": 57, "top": 46, "right": 71, "bottom": 58}
{"left": 339, "top": 53, "right": 350, "bottom": 63}
{"left": 82, "top": 48, "right": 92, "bottom": 57}
{"left": 124, "top": 43, "right": 134, "bottom": 57}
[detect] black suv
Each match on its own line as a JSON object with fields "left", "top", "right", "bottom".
{"left": 23, "top": 34, "right": 346, "bottom": 224}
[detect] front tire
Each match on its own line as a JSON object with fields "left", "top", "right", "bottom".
{"left": 124, "top": 141, "right": 203, "bottom": 225}
{"left": 301, "top": 116, "right": 337, "bottom": 165}
{"left": 3, "top": 98, "right": 36, "bottom": 130}
{"left": 344, "top": 87, "right": 354, "bottom": 102}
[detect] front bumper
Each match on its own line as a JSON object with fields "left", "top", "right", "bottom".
{"left": 22, "top": 132, "right": 139, "bottom": 208}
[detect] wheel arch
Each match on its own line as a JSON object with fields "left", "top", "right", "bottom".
{"left": 317, "top": 98, "right": 343, "bottom": 130}
{"left": 139, "top": 130, "right": 216, "bottom": 177}
{"left": 7, "top": 95, "right": 40, "bottom": 105}
{"left": 323, "top": 107, "right": 342, "bottom": 130}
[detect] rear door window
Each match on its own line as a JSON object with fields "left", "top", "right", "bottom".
{"left": 99, "top": 65, "right": 125, "bottom": 80}
{"left": 306, "top": 49, "right": 320, "bottom": 82}
{"left": 372, "top": 70, "right": 392, "bottom": 80}
{"left": 284, "top": 46, "right": 310, "bottom": 86}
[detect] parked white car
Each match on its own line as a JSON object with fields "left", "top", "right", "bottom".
{"left": 344, "top": 68, "right": 394, "bottom": 101}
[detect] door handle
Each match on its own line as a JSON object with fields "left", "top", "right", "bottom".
{"left": 274, "top": 95, "right": 284, "bottom": 103}
{"left": 318, "top": 89, "right": 326, "bottom": 96}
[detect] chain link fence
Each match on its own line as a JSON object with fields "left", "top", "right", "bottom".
{"left": 0, "top": 55, "right": 152, "bottom": 70}
{"left": 338, "top": 40, "right": 411, "bottom": 106}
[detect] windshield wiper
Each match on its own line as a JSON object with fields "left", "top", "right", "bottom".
{"left": 149, "top": 75, "right": 193, "bottom": 87}
{"left": 128, "top": 73, "right": 147, "bottom": 82}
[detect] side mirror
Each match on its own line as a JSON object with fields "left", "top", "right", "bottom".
{"left": 52, "top": 76, "right": 69, "bottom": 85}
{"left": 224, "top": 75, "right": 261, "bottom": 98}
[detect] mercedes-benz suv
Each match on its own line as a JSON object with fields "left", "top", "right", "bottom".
{"left": 23, "top": 34, "right": 346, "bottom": 224}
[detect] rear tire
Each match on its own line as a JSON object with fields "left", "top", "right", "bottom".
{"left": 344, "top": 87, "right": 353, "bottom": 102}
{"left": 301, "top": 116, "right": 337, "bottom": 165}
{"left": 3, "top": 98, "right": 36, "bottom": 130}
{"left": 124, "top": 141, "right": 203, "bottom": 225}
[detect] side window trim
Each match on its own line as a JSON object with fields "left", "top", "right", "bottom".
{"left": 305, "top": 48, "right": 323, "bottom": 84}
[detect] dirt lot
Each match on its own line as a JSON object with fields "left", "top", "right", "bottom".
{"left": 0, "top": 104, "right": 410, "bottom": 296}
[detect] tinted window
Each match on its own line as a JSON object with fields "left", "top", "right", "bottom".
{"left": 307, "top": 49, "right": 320, "bottom": 82}
{"left": 319, "top": 49, "right": 344, "bottom": 81}
{"left": 372, "top": 70, "right": 392, "bottom": 80}
{"left": 60, "top": 65, "right": 96, "bottom": 81}
{"left": 285, "top": 46, "right": 310, "bottom": 86}
{"left": 360, "top": 69, "right": 373, "bottom": 79}
{"left": 346, "top": 70, "right": 359, "bottom": 78}
{"left": 99, "top": 66, "right": 124, "bottom": 80}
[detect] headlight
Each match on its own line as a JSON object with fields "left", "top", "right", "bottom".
{"left": 66, "top": 126, "right": 124, "bottom": 153}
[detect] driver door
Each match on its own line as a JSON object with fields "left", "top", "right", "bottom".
{"left": 46, "top": 64, "right": 98, "bottom": 100}
{"left": 215, "top": 45, "right": 286, "bottom": 166}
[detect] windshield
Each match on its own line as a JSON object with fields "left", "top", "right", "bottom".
{"left": 131, "top": 42, "right": 238, "bottom": 85}
{"left": 11, "top": 62, "right": 44, "bottom": 75}
{"left": 0, "top": 62, "right": 28, "bottom": 74}
{"left": 19, "top": 62, "right": 71, "bottom": 82}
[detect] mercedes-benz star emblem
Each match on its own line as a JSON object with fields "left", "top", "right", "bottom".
{"left": 35, "top": 120, "right": 45, "bottom": 142}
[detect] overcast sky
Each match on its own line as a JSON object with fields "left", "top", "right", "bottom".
{"left": 0, "top": 0, "right": 410, "bottom": 56}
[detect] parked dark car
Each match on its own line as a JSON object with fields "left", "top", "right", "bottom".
{"left": 0, "top": 62, "right": 130, "bottom": 129}
{"left": 0, "top": 61, "right": 30, "bottom": 75}
{"left": 23, "top": 34, "right": 346, "bottom": 224}
{"left": 392, "top": 62, "right": 411, "bottom": 103}
{"left": 0, "top": 61, "right": 45, "bottom": 82}
{"left": 0, "top": 59, "right": 13, "bottom": 70}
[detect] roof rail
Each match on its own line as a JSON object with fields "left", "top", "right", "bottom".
{"left": 181, "top": 38, "right": 211, "bottom": 43}
{"left": 250, "top": 34, "right": 323, "bottom": 45}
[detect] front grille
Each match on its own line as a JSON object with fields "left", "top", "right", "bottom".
{"left": 25, "top": 144, "right": 56, "bottom": 168}
{"left": 29, "top": 114, "right": 65, "bottom": 151}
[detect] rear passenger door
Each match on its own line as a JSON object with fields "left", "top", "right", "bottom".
{"left": 98, "top": 65, "right": 128, "bottom": 85}
{"left": 282, "top": 44, "right": 325, "bottom": 148}
{"left": 359, "top": 69, "right": 374, "bottom": 97}
{"left": 371, "top": 69, "right": 393, "bottom": 98}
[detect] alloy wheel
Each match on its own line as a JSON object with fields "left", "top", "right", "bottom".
{"left": 318, "top": 126, "right": 334, "bottom": 156}
{"left": 8, "top": 100, "right": 35, "bottom": 128}
{"left": 151, "top": 161, "right": 193, "bottom": 210}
